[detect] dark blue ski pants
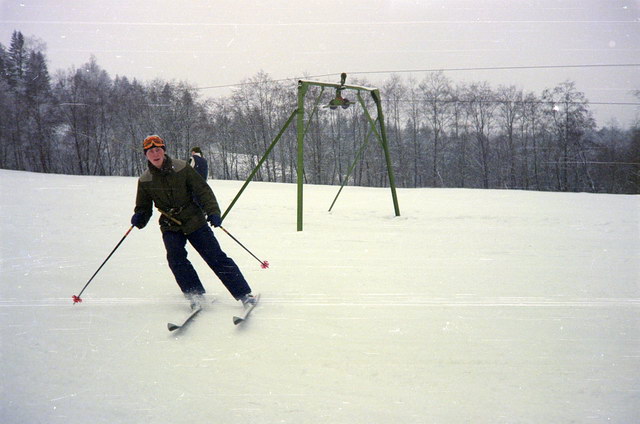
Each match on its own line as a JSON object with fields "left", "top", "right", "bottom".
{"left": 162, "top": 224, "right": 251, "bottom": 299}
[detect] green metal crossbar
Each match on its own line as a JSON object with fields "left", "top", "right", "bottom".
{"left": 222, "top": 109, "right": 297, "bottom": 221}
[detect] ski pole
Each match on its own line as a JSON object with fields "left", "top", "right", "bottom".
{"left": 72, "top": 225, "right": 134, "bottom": 304}
{"left": 219, "top": 226, "right": 269, "bottom": 269}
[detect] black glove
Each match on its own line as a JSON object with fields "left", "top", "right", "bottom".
{"left": 207, "top": 214, "right": 222, "bottom": 228}
{"left": 131, "top": 212, "right": 147, "bottom": 229}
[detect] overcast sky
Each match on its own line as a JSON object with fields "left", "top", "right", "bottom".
{"left": 1, "top": 0, "right": 639, "bottom": 126}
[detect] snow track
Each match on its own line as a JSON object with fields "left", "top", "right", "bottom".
{"left": 1, "top": 169, "right": 638, "bottom": 423}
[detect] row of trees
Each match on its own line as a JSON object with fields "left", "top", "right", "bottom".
{"left": 1, "top": 30, "right": 638, "bottom": 193}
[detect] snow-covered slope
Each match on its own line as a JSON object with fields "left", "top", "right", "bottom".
{"left": 1, "top": 169, "right": 638, "bottom": 423}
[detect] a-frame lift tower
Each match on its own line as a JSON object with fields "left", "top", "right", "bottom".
{"left": 222, "top": 73, "right": 401, "bottom": 231}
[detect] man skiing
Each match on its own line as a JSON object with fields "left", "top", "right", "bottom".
{"left": 188, "top": 146, "right": 208, "bottom": 181}
{"left": 188, "top": 146, "right": 209, "bottom": 210}
{"left": 130, "top": 135, "right": 256, "bottom": 310}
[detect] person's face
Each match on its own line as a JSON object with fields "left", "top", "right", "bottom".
{"left": 146, "top": 147, "right": 165, "bottom": 168}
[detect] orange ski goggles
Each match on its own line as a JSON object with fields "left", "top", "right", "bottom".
{"left": 143, "top": 135, "right": 165, "bottom": 151}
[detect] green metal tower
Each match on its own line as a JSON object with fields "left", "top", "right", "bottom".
{"left": 223, "top": 73, "right": 400, "bottom": 231}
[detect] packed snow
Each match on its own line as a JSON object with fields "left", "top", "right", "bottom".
{"left": 1, "top": 169, "right": 638, "bottom": 423}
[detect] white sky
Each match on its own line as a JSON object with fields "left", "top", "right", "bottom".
{"left": 1, "top": 0, "right": 639, "bottom": 126}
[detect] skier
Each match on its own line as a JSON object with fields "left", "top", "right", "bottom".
{"left": 130, "top": 135, "right": 257, "bottom": 310}
{"left": 188, "top": 146, "right": 209, "bottom": 209}
{"left": 188, "top": 146, "right": 208, "bottom": 181}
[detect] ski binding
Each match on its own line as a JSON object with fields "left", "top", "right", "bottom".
{"left": 233, "top": 293, "right": 261, "bottom": 325}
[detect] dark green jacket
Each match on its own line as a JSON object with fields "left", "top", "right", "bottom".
{"left": 134, "top": 155, "right": 221, "bottom": 234}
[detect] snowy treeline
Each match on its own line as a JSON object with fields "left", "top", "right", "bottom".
{"left": 1, "top": 30, "right": 638, "bottom": 193}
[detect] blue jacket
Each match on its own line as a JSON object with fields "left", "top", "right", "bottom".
{"left": 190, "top": 154, "right": 208, "bottom": 181}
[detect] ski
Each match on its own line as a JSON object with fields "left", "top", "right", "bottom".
{"left": 167, "top": 296, "right": 216, "bottom": 332}
{"left": 168, "top": 306, "right": 202, "bottom": 332}
{"left": 233, "top": 293, "right": 261, "bottom": 325}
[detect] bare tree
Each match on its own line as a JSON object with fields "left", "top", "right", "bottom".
{"left": 463, "top": 82, "right": 497, "bottom": 188}
{"left": 420, "top": 72, "right": 453, "bottom": 187}
{"left": 495, "top": 85, "right": 524, "bottom": 188}
{"left": 542, "top": 81, "right": 596, "bottom": 191}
